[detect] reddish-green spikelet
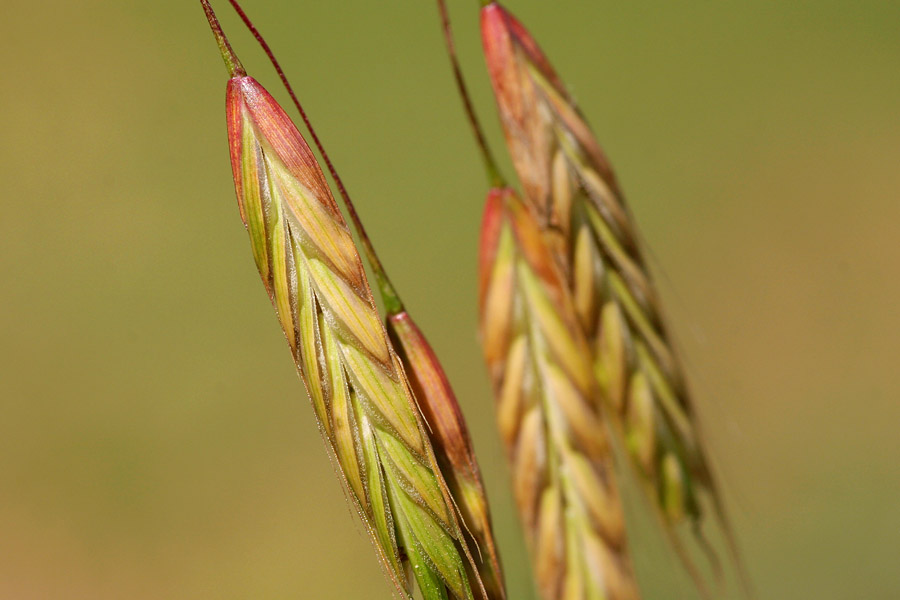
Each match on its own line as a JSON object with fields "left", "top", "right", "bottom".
{"left": 479, "top": 186, "right": 640, "bottom": 600}
{"left": 388, "top": 311, "right": 506, "bottom": 600}
{"left": 481, "top": 2, "right": 745, "bottom": 593}
{"left": 202, "top": 3, "right": 481, "bottom": 599}
{"left": 228, "top": 69, "right": 475, "bottom": 600}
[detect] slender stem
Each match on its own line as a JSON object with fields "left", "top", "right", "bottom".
{"left": 437, "top": 0, "right": 505, "bottom": 188}
{"left": 200, "top": 0, "right": 245, "bottom": 77}
{"left": 225, "top": 0, "right": 404, "bottom": 315}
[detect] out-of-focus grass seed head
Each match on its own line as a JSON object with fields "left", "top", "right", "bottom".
{"left": 480, "top": 3, "right": 748, "bottom": 596}
{"left": 477, "top": 187, "right": 641, "bottom": 600}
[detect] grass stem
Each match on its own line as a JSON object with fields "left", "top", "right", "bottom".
{"left": 200, "top": 0, "right": 245, "bottom": 77}
{"left": 436, "top": 0, "right": 505, "bottom": 188}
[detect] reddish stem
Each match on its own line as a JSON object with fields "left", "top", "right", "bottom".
{"left": 436, "top": 0, "right": 505, "bottom": 188}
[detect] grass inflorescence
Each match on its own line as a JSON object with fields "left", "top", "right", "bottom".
{"left": 200, "top": 2, "right": 502, "bottom": 598}
{"left": 478, "top": 2, "right": 750, "bottom": 597}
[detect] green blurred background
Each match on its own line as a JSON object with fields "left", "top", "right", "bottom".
{"left": 2, "top": 1, "right": 899, "bottom": 598}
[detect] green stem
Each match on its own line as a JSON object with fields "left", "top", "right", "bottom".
{"left": 200, "top": 0, "right": 245, "bottom": 77}
{"left": 345, "top": 203, "right": 405, "bottom": 316}
{"left": 225, "top": 0, "right": 404, "bottom": 316}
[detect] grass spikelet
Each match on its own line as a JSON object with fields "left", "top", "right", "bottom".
{"left": 213, "top": 3, "right": 508, "bottom": 595}
{"left": 200, "top": 2, "right": 481, "bottom": 598}
{"left": 480, "top": 2, "right": 749, "bottom": 595}
{"left": 478, "top": 187, "right": 641, "bottom": 600}
{"left": 432, "top": 3, "right": 640, "bottom": 596}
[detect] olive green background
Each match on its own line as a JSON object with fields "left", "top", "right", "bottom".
{"left": 2, "top": 1, "right": 899, "bottom": 598}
